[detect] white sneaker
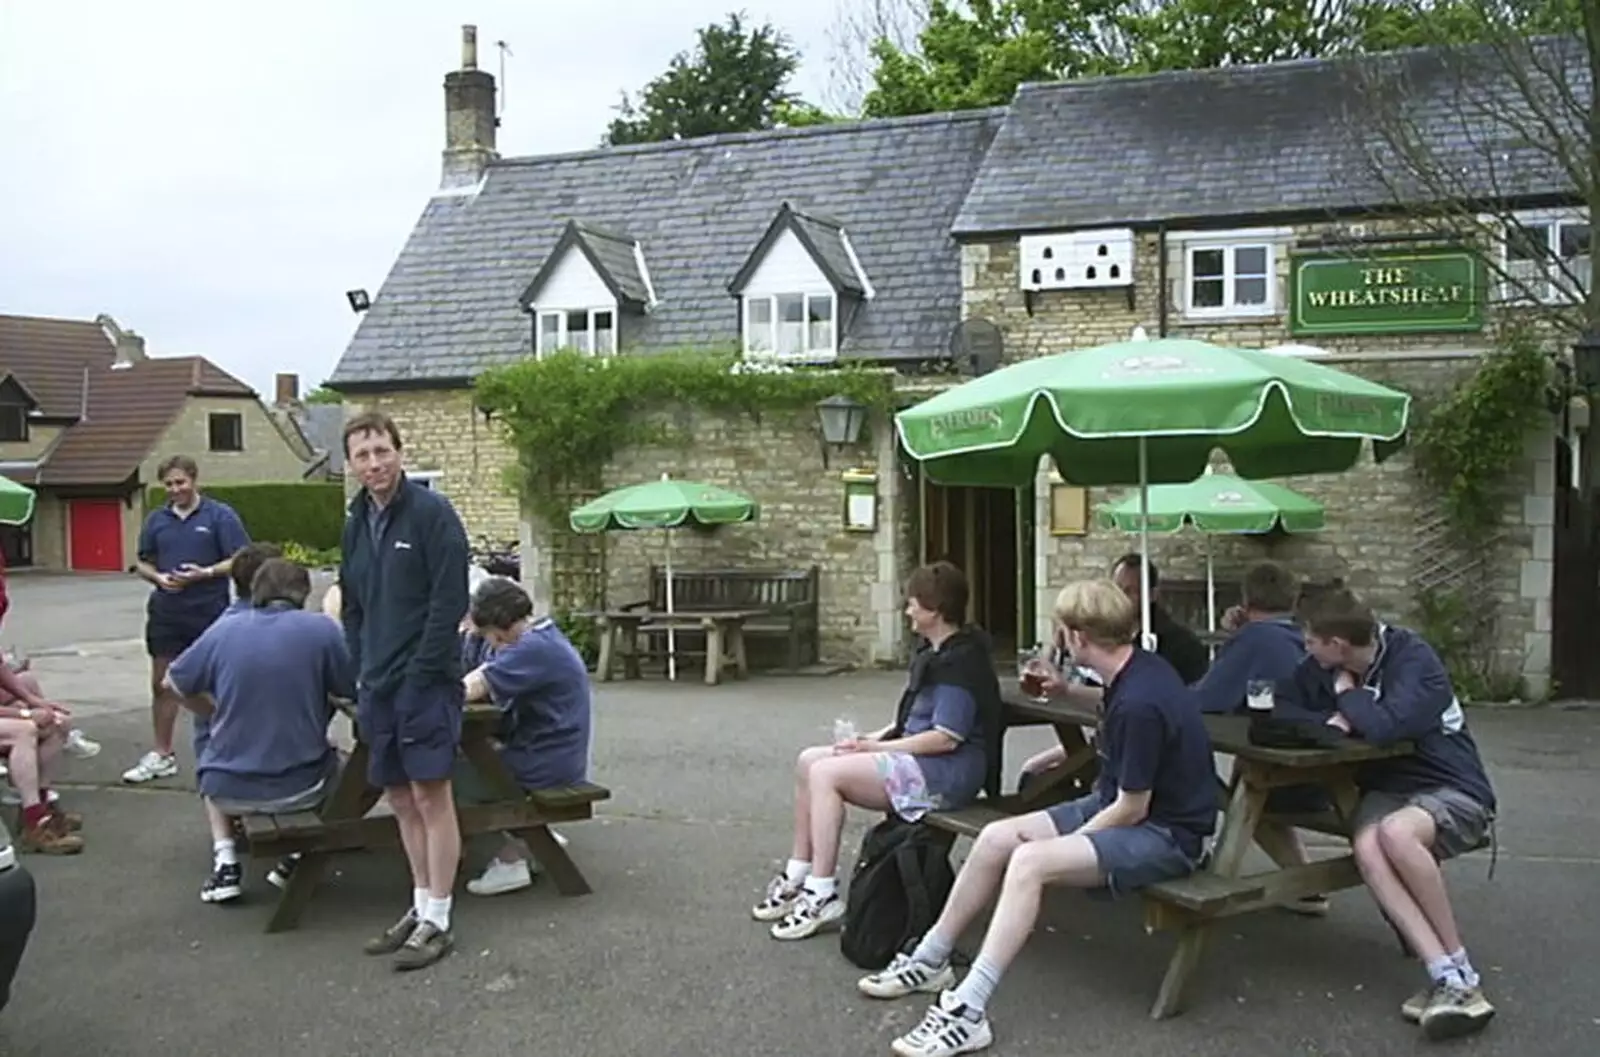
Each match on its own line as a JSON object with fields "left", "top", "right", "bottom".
{"left": 751, "top": 873, "right": 801, "bottom": 922}
{"left": 891, "top": 991, "right": 995, "bottom": 1057}
{"left": 64, "top": 729, "right": 102, "bottom": 759}
{"left": 466, "top": 857, "right": 533, "bottom": 897}
{"left": 121, "top": 751, "right": 178, "bottom": 784}
{"left": 550, "top": 828, "right": 569, "bottom": 849}
{"left": 0, "top": 760, "right": 7, "bottom": 780}
{"left": 769, "top": 890, "right": 845, "bottom": 940}
{"left": 859, "top": 952, "right": 957, "bottom": 999}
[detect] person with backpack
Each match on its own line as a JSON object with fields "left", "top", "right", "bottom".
{"left": 751, "top": 561, "right": 1001, "bottom": 942}
{"left": 863, "top": 579, "right": 1217, "bottom": 1057}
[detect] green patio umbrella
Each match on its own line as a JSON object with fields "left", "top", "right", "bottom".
{"left": 0, "top": 476, "right": 36, "bottom": 526}
{"left": 1098, "top": 468, "right": 1326, "bottom": 633}
{"left": 895, "top": 336, "right": 1410, "bottom": 641}
{"left": 569, "top": 475, "right": 759, "bottom": 680}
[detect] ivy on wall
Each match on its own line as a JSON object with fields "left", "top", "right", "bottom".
{"left": 473, "top": 349, "right": 896, "bottom": 525}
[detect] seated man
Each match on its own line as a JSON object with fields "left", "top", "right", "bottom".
{"left": 166, "top": 558, "right": 354, "bottom": 904}
{"left": 1286, "top": 589, "right": 1497, "bottom": 1041}
{"left": 457, "top": 576, "right": 591, "bottom": 896}
{"left": 190, "top": 542, "right": 284, "bottom": 764}
{"left": 863, "top": 579, "right": 1216, "bottom": 1057}
{"left": 0, "top": 665, "right": 82, "bottom": 855}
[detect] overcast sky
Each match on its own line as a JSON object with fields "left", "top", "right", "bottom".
{"left": 0, "top": 1, "right": 843, "bottom": 397}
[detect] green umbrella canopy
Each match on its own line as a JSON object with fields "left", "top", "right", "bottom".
{"left": 894, "top": 337, "right": 1411, "bottom": 487}
{"left": 0, "top": 476, "right": 36, "bottom": 526}
{"left": 569, "top": 477, "right": 759, "bottom": 532}
{"left": 1098, "top": 473, "right": 1326, "bottom": 535}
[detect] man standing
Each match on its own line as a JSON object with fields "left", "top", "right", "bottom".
{"left": 124, "top": 456, "right": 250, "bottom": 784}
{"left": 340, "top": 411, "right": 470, "bottom": 971}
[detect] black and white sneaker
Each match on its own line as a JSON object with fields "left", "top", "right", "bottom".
{"left": 201, "top": 862, "right": 244, "bottom": 903}
{"left": 769, "top": 890, "right": 844, "bottom": 940}
{"left": 859, "top": 952, "right": 957, "bottom": 999}
{"left": 751, "top": 872, "right": 801, "bottom": 922}
{"left": 891, "top": 991, "right": 994, "bottom": 1057}
{"left": 266, "top": 853, "right": 302, "bottom": 890}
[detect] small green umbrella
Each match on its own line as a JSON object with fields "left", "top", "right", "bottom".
{"left": 0, "top": 476, "right": 36, "bottom": 526}
{"left": 1098, "top": 469, "right": 1325, "bottom": 633}
{"left": 570, "top": 475, "right": 759, "bottom": 680}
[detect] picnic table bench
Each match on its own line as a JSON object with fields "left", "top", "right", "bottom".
{"left": 240, "top": 698, "right": 611, "bottom": 933}
{"left": 626, "top": 565, "right": 821, "bottom": 671}
{"left": 926, "top": 695, "right": 1418, "bottom": 1020}
{"left": 584, "top": 607, "right": 766, "bottom": 686}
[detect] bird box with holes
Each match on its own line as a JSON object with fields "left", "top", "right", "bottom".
{"left": 1018, "top": 230, "right": 1135, "bottom": 291}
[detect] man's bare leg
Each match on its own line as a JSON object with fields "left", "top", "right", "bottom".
{"left": 386, "top": 785, "right": 432, "bottom": 911}
{"left": 124, "top": 656, "right": 181, "bottom": 782}
{"left": 0, "top": 720, "right": 80, "bottom": 854}
{"left": 413, "top": 778, "right": 461, "bottom": 905}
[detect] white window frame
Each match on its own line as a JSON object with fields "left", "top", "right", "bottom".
{"left": 408, "top": 471, "right": 441, "bottom": 491}
{"left": 1182, "top": 238, "right": 1278, "bottom": 319}
{"left": 741, "top": 292, "right": 838, "bottom": 361}
{"left": 534, "top": 307, "right": 618, "bottom": 358}
{"left": 1492, "top": 207, "right": 1591, "bottom": 305}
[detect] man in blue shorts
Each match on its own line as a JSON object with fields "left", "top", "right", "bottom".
{"left": 860, "top": 579, "right": 1217, "bottom": 1057}
{"left": 125, "top": 455, "right": 250, "bottom": 785}
{"left": 340, "top": 411, "right": 470, "bottom": 971}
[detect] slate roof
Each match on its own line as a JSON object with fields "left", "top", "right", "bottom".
{"left": 519, "top": 221, "right": 655, "bottom": 309}
{"left": 729, "top": 203, "right": 869, "bottom": 298}
{"left": 953, "top": 35, "right": 1589, "bottom": 236}
{"left": 329, "top": 109, "right": 1004, "bottom": 387}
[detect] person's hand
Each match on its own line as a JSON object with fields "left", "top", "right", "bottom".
{"left": 1326, "top": 712, "right": 1352, "bottom": 734}
{"left": 1221, "top": 605, "right": 1248, "bottom": 632}
{"left": 31, "top": 708, "right": 56, "bottom": 730}
{"left": 174, "top": 563, "right": 211, "bottom": 582}
{"left": 46, "top": 702, "right": 71, "bottom": 719}
{"left": 832, "top": 737, "right": 866, "bottom": 755}
{"left": 1038, "top": 670, "right": 1066, "bottom": 697}
{"left": 1333, "top": 668, "right": 1357, "bottom": 694}
{"left": 154, "top": 571, "right": 184, "bottom": 591}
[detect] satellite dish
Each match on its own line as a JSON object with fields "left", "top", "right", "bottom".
{"left": 948, "top": 318, "right": 1005, "bottom": 376}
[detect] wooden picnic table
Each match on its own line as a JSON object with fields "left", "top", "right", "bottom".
{"left": 239, "top": 698, "right": 611, "bottom": 933}
{"left": 929, "top": 693, "right": 1412, "bottom": 1020}
{"left": 585, "top": 607, "right": 767, "bottom": 686}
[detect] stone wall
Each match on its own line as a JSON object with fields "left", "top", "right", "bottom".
{"left": 963, "top": 230, "right": 1557, "bottom": 695}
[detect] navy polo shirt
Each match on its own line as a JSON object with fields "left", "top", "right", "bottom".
{"left": 137, "top": 496, "right": 251, "bottom": 625}
{"left": 1096, "top": 649, "right": 1218, "bottom": 857}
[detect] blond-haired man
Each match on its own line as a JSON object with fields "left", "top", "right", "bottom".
{"left": 864, "top": 579, "right": 1218, "bottom": 1057}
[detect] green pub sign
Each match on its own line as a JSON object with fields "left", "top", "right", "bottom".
{"left": 1288, "top": 249, "right": 1486, "bottom": 336}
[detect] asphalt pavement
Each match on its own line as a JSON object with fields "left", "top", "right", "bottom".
{"left": 2, "top": 571, "right": 1597, "bottom": 1057}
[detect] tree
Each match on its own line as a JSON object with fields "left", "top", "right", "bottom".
{"left": 603, "top": 13, "right": 834, "bottom": 145}
{"left": 303, "top": 385, "right": 342, "bottom": 405}
{"left": 859, "top": 0, "right": 1547, "bottom": 118}
{"left": 822, "top": 0, "right": 931, "bottom": 114}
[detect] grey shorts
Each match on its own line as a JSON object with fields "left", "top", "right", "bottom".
{"left": 1351, "top": 787, "right": 1491, "bottom": 861}
{"left": 1046, "top": 793, "right": 1199, "bottom": 897}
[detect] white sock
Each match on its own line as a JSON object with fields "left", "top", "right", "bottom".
{"left": 784, "top": 858, "right": 811, "bottom": 884}
{"left": 423, "top": 896, "right": 453, "bottom": 931}
{"left": 1449, "top": 948, "right": 1480, "bottom": 988}
{"left": 802, "top": 875, "right": 837, "bottom": 900}
{"left": 412, "top": 887, "right": 429, "bottom": 918}
{"left": 212, "top": 839, "right": 237, "bottom": 867}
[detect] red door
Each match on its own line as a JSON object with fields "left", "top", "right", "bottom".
{"left": 68, "top": 499, "right": 125, "bottom": 572}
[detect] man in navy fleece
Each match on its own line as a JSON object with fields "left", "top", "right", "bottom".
{"left": 1288, "top": 589, "right": 1496, "bottom": 1041}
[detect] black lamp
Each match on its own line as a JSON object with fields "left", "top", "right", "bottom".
{"left": 1574, "top": 328, "right": 1600, "bottom": 390}
{"left": 816, "top": 394, "right": 868, "bottom": 468}
{"left": 346, "top": 289, "right": 372, "bottom": 313}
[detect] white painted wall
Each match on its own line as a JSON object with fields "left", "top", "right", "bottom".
{"left": 536, "top": 247, "right": 616, "bottom": 309}
{"left": 742, "top": 229, "right": 833, "bottom": 297}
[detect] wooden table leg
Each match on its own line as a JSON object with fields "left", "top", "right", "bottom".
{"left": 595, "top": 617, "right": 616, "bottom": 682}
{"left": 730, "top": 622, "right": 749, "bottom": 679}
{"left": 704, "top": 619, "right": 723, "bottom": 686}
{"left": 266, "top": 742, "right": 379, "bottom": 933}
{"left": 457, "top": 731, "right": 595, "bottom": 898}
{"left": 1014, "top": 723, "right": 1098, "bottom": 810}
{"left": 621, "top": 621, "right": 641, "bottom": 680}
{"left": 1149, "top": 759, "right": 1268, "bottom": 1019}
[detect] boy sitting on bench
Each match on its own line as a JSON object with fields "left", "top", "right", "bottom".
{"left": 862, "top": 579, "right": 1216, "bottom": 1057}
{"left": 1285, "top": 589, "right": 1497, "bottom": 1041}
{"left": 167, "top": 558, "right": 354, "bottom": 904}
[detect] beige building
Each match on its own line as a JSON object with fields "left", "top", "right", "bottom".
{"left": 0, "top": 313, "right": 312, "bottom": 572}
{"left": 329, "top": 29, "right": 1588, "bottom": 696}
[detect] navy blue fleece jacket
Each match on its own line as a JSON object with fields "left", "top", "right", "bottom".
{"left": 1191, "top": 616, "right": 1305, "bottom": 714}
{"left": 1279, "top": 625, "right": 1495, "bottom": 810}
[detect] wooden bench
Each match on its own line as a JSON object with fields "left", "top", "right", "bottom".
{"left": 624, "top": 565, "right": 820, "bottom": 671}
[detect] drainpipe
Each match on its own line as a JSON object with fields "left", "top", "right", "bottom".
{"left": 1156, "top": 223, "right": 1170, "bottom": 337}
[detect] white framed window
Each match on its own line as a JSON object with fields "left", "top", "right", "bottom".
{"left": 409, "top": 471, "right": 441, "bottom": 490}
{"left": 1184, "top": 242, "right": 1275, "bottom": 317}
{"left": 1498, "top": 209, "right": 1591, "bottom": 304}
{"left": 743, "top": 293, "right": 836, "bottom": 360}
{"left": 535, "top": 308, "right": 617, "bottom": 357}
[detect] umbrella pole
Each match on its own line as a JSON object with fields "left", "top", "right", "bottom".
{"left": 1138, "top": 437, "right": 1154, "bottom": 651}
{"left": 665, "top": 528, "right": 677, "bottom": 682}
{"left": 1205, "top": 534, "right": 1217, "bottom": 633}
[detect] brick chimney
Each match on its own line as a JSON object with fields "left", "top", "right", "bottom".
{"left": 275, "top": 372, "right": 299, "bottom": 406}
{"left": 441, "top": 25, "right": 499, "bottom": 190}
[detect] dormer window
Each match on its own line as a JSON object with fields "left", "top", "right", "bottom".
{"left": 744, "top": 294, "right": 835, "bottom": 357}
{"left": 537, "top": 309, "right": 616, "bottom": 356}
{"left": 519, "top": 220, "right": 655, "bottom": 357}
{"left": 729, "top": 202, "right": 873, "bottom": 363}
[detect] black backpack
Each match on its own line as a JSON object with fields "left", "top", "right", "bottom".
{"left": 839, "top": 817, "right": 956, "bottom": 970}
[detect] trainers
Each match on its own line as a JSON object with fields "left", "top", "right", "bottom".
{"left": 751, "top": 873, "right": 801, "bottom": 922}
{"left": 393, "top": 920, "right": 454, "bottom": 971}
{"left": 466, "top": 857, "right": 533, "bottom": 897}
{"left": 49, "top": 809, "right": 83, "bottom": 834}
{"left": 1400, "top": 985, "right": 1430, "bottom": 1023}
{"left": 20, "top": 816, "right": 83, "bottom": 856}
{"left": 1419, "top": 982, "right": 1495, "bottom": 1040}
{"left": 201, "top": 862, "right": 244, "bottom": 903}
{"left": 891, "top": 991, "right": 994, "bottom": 1057}
{"left": 64, "top": 729, "right": 102, "bottom": 759}
{"left": 121, "top": 751, "right": 178, "bottom": 784}
{"left": 769, "top": 890, "right": 845, "bottom": 940}
{"left": 363, "top": 910, "right": 420, "bottom": 956}
{"left": 859, "top": 952, "right": 957, "bottom": 999}
{"left": 1282, "top": 894, "right": 1330, "bottom": 917}
{"left": 266, "top": 854, "right": 301, "bottom": 890}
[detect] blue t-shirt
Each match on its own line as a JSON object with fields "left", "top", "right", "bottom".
{"left": 902, "top": 683, "right": 986, "bottom": 809}
{"left": 481, "top": 619, "right": 593, "bottom": 790}
{"left": 138, "top": 497, "right": 251, "bottom": 625}
{"left": 168, "top": 602, "right": 354, "bottom": 802}
{"left": 192, "top": 598, "right": 255, "bottom": 747}
{"left": 1191, "top": 616, "right": 1305, "bottom": 714}
{"left": 1095, "top": 649, "right": 1218, "bottom": 857}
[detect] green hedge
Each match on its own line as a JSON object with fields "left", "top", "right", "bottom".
{"left": 146, "top": 482, "right": 346, "bottom": 550}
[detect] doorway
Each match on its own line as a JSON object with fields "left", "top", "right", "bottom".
{"left": 918, "top": 478, "right": 1034, "bottom": 655}
{"left": 1551, "top": 437, "right": 1600, "bottom": 698}
{"left": 68, "top": 498, "right": 124, "bottom": 572}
